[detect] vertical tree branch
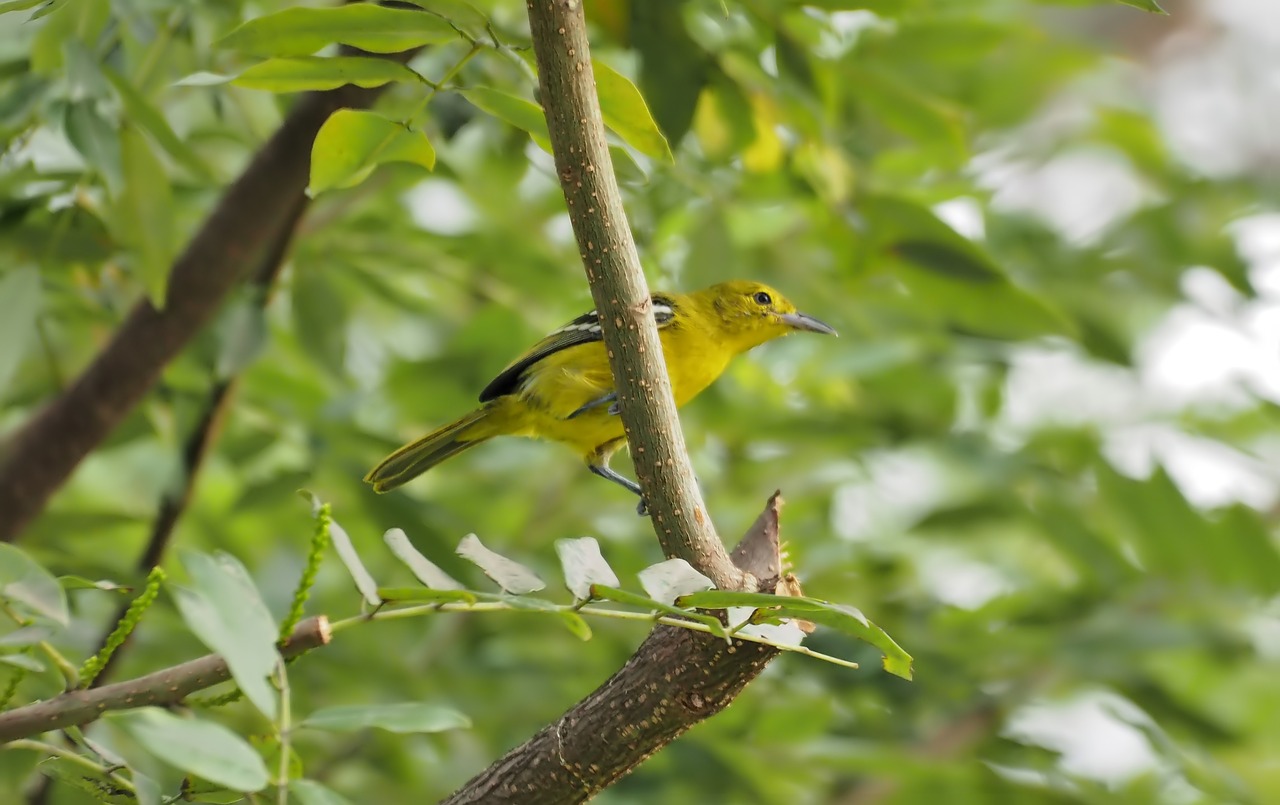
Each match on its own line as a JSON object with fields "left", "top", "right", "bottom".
{"left": 526, "top": 0, "right": 745, "bottom": 590}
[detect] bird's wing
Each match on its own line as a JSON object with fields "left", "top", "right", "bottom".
{"left": 478, "top": 295, "right": 677, "bottom": 402}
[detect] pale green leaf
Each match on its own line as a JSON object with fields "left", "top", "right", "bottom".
{"left": 0, "top": 267, "right": 41, "bottom": 395}
{"left": 333, "top": 532, "right": 381, "bottom": 606}
{"left": 1117, "top": 0, "right": 1165, "bottom": 11}
{"left": 214, "top": 293, "right": 268, "bottom": 380}
{"left": 172, "top": 550, "right": 280, "bottom": 720}
{"left": 308, "top": 109, "right": 435, "bottom": 196}
{"left": 637, "top": 558, "right": 713, "bottom": 604}
{"left": 110, "top": 708, "right": 270, "bottom": 792}
{"left": 114, "top": 127, "right": 174, "bottom": 308}
{"left": 0, "top": 0, "right": 47, "bottom": 14}
{"left": 459, "top": 87, "right": 552, "bottom": 151}
{"left": 103, "top": 65, "right": 212, "bottom": 180}
{"left": 554, "top": 537, "right": 620, "bottom": 600}
{"left": 62, "top": 100, "right": 122, "bottom": 192}
{"left": 0, "top": 543, "right": 68, "bottom": 625}
{"left": 290, "top": 780, "right": 355, "bottom": 805}
{"left": 219, "top": 4, "right": 458, "bottom": 57}
{"left": 0, "top": 653, "right": 45, "bottom": 671}
{"left": 593, "top": 59, "right": 672, "bottom": 162}
{"left": 384, "top": 528, "right": 463, "bottom": 590}
{"left": 232, "top": 56, "right": 423, "bottom": 93}
{"left": 300, "top": 702, "right": 471, "bottom": 734}
{"left": 456, "top": 533, "right": 544, "bottom": 594}
{"left": 401, "top": 0, "right": 493, "bottom": 42}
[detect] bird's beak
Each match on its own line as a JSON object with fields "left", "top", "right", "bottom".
{"left": 778, "top": 311, "right": 838, "bottom": 336}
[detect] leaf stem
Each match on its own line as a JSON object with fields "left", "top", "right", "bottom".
{"left": 330, "top": 601, "right": 857, "bottom": 669}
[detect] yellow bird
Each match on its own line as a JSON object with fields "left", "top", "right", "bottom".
{"left": 364, "top": 280, "right": 836, "bottom": 508}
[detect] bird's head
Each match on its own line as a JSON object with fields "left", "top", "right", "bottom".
{"left": 698, "top": 280, "right": 837, "bottom": 353}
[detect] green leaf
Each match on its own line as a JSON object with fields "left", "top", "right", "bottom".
{"left": 290, "top": 779, "right": 355, "bottom": 805}
{"left": 401, "top": 0, "right": 492, "bottom": 42}
{"left": 0, "top": 543, "right": 68, "bottom": 625}
{"left": 847, "top": 67, "right": 965, "bottom": 161}
{"left": 0, "top": 267, "right": 41, "bottom": 395}
{"left": 593, "top": 59, "right": 672, "bottom": 162}
{"left": 0, "top": 624, "right": 55, "bottom": 646}
{"left": 214, "top": 293, "right": 268, "bottom": 380}
{"left": 631, "top": 0, "right": 708, "bottom": 143}
{"left": 860, "top": 195, "right": 1075, "bottom": 339}
{"left": 308, "top": 109, "right": 435, "bottom": 196}
{"left": 291, "top": 266, "right": 348, "bottom": 375}
{"left": 110, "top": 708, "right": 269, "bottom": 792}
{"left": 58, "top": 575, "right": 129, "bottom": 592}
{"left": 171, "top": 550, "right": 281, "bottom": 720}
{"left": 231, "top": 56, "right": 423, "bottom": 93}
{"left": 315, "top": 498, "right": 381, "bottom": 607}
{"left": 1116, "top": 0, "right": 1165, "bottom": 11}
{"left": 219, "top": 4, "right": 459, "bottom": 57}
{"left": 456, "top": 534, "right": 545, "bottom": 595}
{"left": 114, "top": 126, "right": 174, "bottom": 308}
{"left": 861, "top": 195, "right": 1003, "bottom": 281}
{"left": 0, "top": 653, "right": 45, "bottom": 671}
{"left": 300, "top": 703, "right": 471, "bottom": 734}
{"left": 676, "top": 590, "right": 912, "bottom": 678}
{"left": 0, "top": 0, "right": 47, "bottom": 14}
{"left": 62, "top": 100, "right": 122, "bottom": 192}
{"left": 103, "top": 66, "right": 212, "bottom": 181}
{"left": 459, "top": 87, "right": 551, "bottom": 151}
{"left": 770, "top": 601, "right": 913, "bottom": 680}
{"left": 590, "top": 585, "right": 727, "bottom": 638}
{"left": 557, "top": 611, "right": 593, "bottom": 641}
{"left": 555, "top": 537, "right": 620, "bottom": 600}
{"left": 677, "top": 590, "right": 803, "bottom": 610}
{"left": 383, "top": 528, "right": 463, "bottom": 589}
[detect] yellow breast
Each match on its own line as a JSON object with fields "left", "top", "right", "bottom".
{"left": 499, "top": 319, "right": 736, "bottom": 458}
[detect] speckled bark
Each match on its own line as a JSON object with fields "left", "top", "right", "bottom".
{"left": 443, "top": 626, "right": 777, "bottom": 805}
{"left": 446, "top": 496, "right": 786, "bottom": 803}
{"left": 525, "top": 0, "right": 745, "bottom": 591}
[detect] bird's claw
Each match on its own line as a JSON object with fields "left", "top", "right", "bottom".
{"left": 636, "top": 497, "right": 649, "bottom": 516}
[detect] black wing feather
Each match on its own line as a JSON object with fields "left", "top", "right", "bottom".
{"left": 478, "top": 295, "right": 677, "bottom": 402}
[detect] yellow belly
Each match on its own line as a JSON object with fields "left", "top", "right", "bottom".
{"left": 489, "top": 323, "right": 732, "bottom": 459}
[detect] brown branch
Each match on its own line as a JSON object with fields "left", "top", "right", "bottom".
{"left": 0, "top": 617, "right": 330, "bottom": 744}
{"left": 445, "top": 495, "right": 785, "bottom": 804}
{"left": 526, "top": 0, "right": 744, "bottom": 591}
{"left": 0, "top": 70, "right": 406, "bottom": 543}
{"left": 441, "top": 7, "right": 791, "bottom": 799}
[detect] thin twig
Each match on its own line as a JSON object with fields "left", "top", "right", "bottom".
{"left": 0, "top": 617, "right": 330, "bottom": 744}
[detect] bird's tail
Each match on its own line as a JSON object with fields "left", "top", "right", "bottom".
{"left": 364, "top": 407, "right": 496, "bottom": 493}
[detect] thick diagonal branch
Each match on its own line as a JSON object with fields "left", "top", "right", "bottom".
{"left": 526, "top": 0, "right": 744, "bottom": 590}
{"left": 445, "top": 495, "right": 785, "bottom": 804}
{"left": 0, "top": 74, "right": 401, "bottom": 543}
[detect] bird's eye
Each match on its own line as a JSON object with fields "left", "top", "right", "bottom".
{"left": 753, "top": 291, "right": 772, "bottom": 306}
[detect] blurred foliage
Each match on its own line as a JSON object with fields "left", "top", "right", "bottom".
{"left": 2, "top": 0, "right": 1279, "bottom": 803}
